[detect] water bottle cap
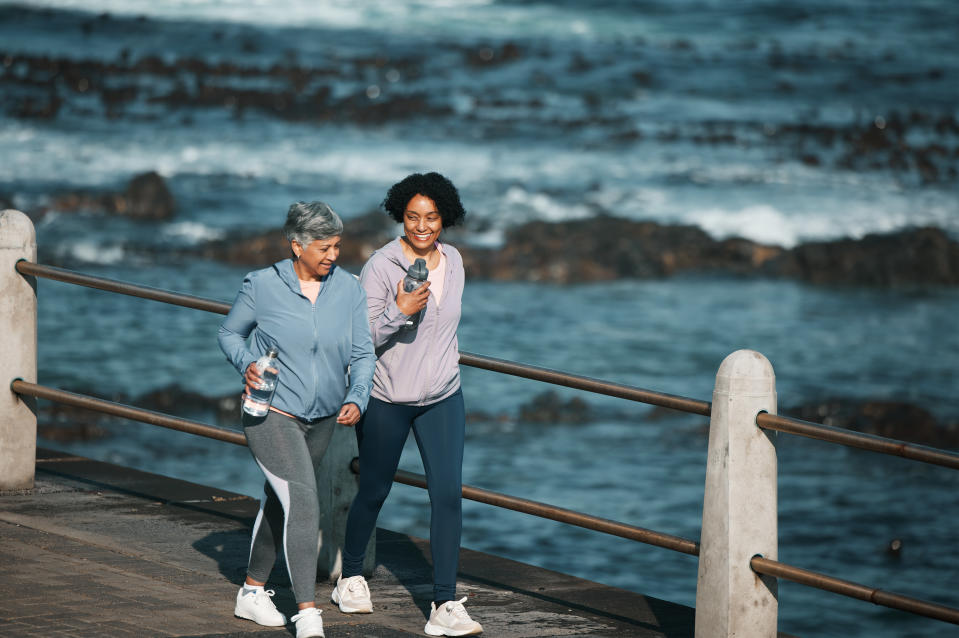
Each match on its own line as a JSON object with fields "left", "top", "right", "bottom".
{"left": 265, "top": 347, "right": 279, "bottom": 358}
{"left": 407, "top": 257, "right": 428, "bottom": 281}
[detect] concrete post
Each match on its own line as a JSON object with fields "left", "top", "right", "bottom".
{"left": 0, "top": 210, "right": 38, "bottom": 491}
{"left": 695, "top": 349, "right": 778, "bottom": 637}
{"left": 315, "top": 423, "right": 376, "bottom": 581}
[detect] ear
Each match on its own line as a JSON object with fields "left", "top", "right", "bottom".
{"left": 290, "top": 240, "right": 301, "bottom": 259}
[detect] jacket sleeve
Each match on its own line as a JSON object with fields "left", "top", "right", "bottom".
{"left": 343, "top": 283, "right": 376, "bottom": 413}
{"left": 360, "top": 256, "right": 409, "bottom": 348}
{"left": 217, "top": 275, "right": 258, "bottom": 377}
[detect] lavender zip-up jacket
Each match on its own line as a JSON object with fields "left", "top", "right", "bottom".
{"left": 359, "top": 237, "right": 464, "bottom": 406}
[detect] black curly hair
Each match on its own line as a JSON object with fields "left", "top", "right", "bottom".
{"left": 382, "top": 172, "right": 466, "bottom": 228}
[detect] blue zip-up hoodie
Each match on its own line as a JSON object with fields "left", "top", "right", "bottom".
{"left": 218, "top": 259, "right": 376, "bottom": 419}
{"left": 360, "top": 238, "right": 463, "bottom": 406}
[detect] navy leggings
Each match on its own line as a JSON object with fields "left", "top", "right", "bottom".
{"left": 342, "top": 389, "right": 465, "bottom": 602}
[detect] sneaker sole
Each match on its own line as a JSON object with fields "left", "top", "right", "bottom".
{"left": 234, "top": 610, "right": 287, "bottom": 627}
{"left": 424, "top": 621, "right": 483, "bottom": 636}
{"left": 331, "top": 588, "right": 372, "bottom": 614}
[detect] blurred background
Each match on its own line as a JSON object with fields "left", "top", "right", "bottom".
{"left": 1, "top": 1, "right": 957, "bottom": 636}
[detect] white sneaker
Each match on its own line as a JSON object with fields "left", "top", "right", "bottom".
{"left": 424, "top": 597, "right": 483, "bottom": 636}
{"left": 234, "top": 586, "right": 287, "bottom": 626}
{"left": 331, "top": 575, "right": 373, "bottom": 613}
{"left": 291, "top": 607, "right": 325, "bottom": 638}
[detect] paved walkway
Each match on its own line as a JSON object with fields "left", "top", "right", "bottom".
{"left": 0, "top": 449, "right": 695, "bottom": 637}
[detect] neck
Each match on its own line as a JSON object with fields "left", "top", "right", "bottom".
{"left": 401, "top": 237, "right": 436, "bottom": 260}
{"left": 293, "top": 260, "right": 323, "bottom": 282}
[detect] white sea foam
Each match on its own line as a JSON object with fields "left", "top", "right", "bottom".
{"left": 64, "top": 241, "right": 126, "bottom": 264}
{"left": 501, "top": 186, "right": 595, "bottom": 223}
{"left": 3, "top": 117, "right": 956, "bottom": 250}
{"left": 163, "top": 221, "right": 224, "bottom": 243}
{"left": 13, "top": 0, "right": 625, "bottom": 40}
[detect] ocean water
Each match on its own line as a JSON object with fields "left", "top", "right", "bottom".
{"left": 2, "top": 1, "right": 958, "bottom": 636}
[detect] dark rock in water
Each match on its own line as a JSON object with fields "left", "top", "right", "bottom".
{"left": 785, "top": 399, "right": 959, "bottom": 449}
{"left": 777, "top": 226, "right": 959, "bottom": 286}
{"left": 195, "top": 214, "right": 959, "bottom": 287}
{"left": 518, "top": 391, "right": 591, "bottom": 424}
{"left": 47, "top": 171, "right": 176, "bottom": 220}
{"left": 121, "top": 171, "right": 176, "bottom": 220}
{"left": 197, "top": 209, "right": 395, "bottom": 267}
{"left": 886, "top": 538, "right": 903, "bottom": 560}
{"left": 460, "top": 215, "right": 785, "bottom": 283}
{"left": 198, "top": 229, "right": 290, "bottom": 266}
{"left": 36, "top": 385, "right": 244, "bottom": 436}
{"left": 37, "top": 401, "right": 113, "bottom": 442}
{"left": 37, "top": 422, "right": 109, "bottom": 443}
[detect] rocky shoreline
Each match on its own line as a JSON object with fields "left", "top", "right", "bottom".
{"left": 19, "top": 171, "right": 959, "bottom": 287}
{"left": 199, "top": 212, "right": 959, "bottom": 286}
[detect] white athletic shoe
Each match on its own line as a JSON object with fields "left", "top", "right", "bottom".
{"left": 331, "top": 575, "right": 373, "bottom": 613}
{"left": 234, "top": 586, "right": 287, "bottom": 626}
{"left": 424, "top": 597, "right": 483, "bottom": 636}
{"left": 291, "top": 607, "right": 325, "bottom": 638}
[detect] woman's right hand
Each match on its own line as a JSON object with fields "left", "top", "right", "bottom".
{"left": 395, "top": 278, "right": 430, "bottom": 316}
{"left": 244, "top": 362, "right": 262, "bottom": 395}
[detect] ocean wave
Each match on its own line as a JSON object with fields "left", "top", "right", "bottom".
{"left": 12, "top": 0, "right": 635, "bottom": 41}
{"left": 59, "top": 241, "right": 126, "bottom": 264}
{"left": 163, "top": 221, "right": 224, "bottom": 244}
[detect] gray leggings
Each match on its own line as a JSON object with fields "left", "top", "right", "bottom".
{"left": 242, "top": 410, "right": 336, "bottom": 604}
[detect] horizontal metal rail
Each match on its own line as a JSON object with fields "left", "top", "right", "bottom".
{"left": 457, "top": 352, "right": 712, "bottom": 415}
{"left": 751, "top": 556, "right": 959, "bottom": 625}
{"left": 757, "top": 413, "right": 959, "bottom": 471}
{"left": 16, "top": 261, "right": 711, "bottom": 415}
{"left": 349, "top": 460, "right": 700, "bottom": 556}
{"left": 17, "top": 260, "right": 959, "bottom": 470}
{"left": 13, "top": 380, "right": 697, "bottom": 555}
{"left": 14, "top": 261, "right": 959, "bottom": 628}
{"left": 16, "top": 261, "right": 959, "bottom": 469}
{"left": 16, "top": 260, "right": 233, "bottom": 315}
{"left": 12, "top": 380, "right": 247, "bottom": 446}
{"left": 21, "top": 378, "right": 954, "bottom": 624}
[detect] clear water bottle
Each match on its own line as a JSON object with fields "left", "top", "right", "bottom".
{"left": 401, "top": 257, "right": 429, "bottom": 331}
{"left": 242, "top": 347, "right": 279, "bottom": 417}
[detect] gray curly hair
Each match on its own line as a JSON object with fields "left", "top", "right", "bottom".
{"left": 283, "top": 201, "right": 343, "bottom": 247}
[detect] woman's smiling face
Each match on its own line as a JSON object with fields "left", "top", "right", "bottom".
{"left": 402, "top": 194, "right": 443, "bottom": 253}
{"left": 292, "top": 235, "right": 340, "bottom": 280}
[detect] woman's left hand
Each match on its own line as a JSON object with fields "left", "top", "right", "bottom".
{"left": 337, "top": 402, "right": 361, "bottom": 426}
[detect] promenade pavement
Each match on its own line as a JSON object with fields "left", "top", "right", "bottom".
{"left": 0, "top": 449, "right": 695, "bottom": 637}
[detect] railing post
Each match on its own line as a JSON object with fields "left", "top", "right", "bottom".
{"left": 696, "top": 349, "right": 778, "bottom": 637}
{"left": 315, "top": 421, "right": 376, "bottom": 581}
{"left": 0, "top": 210, "right": 38, "bottom": 491}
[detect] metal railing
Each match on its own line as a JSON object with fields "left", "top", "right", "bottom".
{"left": 11, "top": 259, "right": 959, "bottom": 628}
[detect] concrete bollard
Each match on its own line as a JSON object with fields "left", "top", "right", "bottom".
{"left": 695, "top": 349, "right": 778, "bottom": 638}
{"left": 315, "top": 422, "right": 376, "bottom": 581}
{"left": 0, "top": 210, "right": 38, "bottom": 491}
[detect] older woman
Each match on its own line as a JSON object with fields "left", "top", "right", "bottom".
{"left": 218, "top": 201, "right": 375, "bottom": 638}
{"left": 331, "top": 173, "right": 482, "bottom": 636}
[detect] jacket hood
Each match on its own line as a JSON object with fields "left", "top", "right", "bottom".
{"left": 274, "top": 258, "right": 336, "bottom": 295}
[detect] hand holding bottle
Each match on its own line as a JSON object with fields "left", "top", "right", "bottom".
{"left": 395, "top": 278, "right": 430, "bottom": 316}
{"left": 242, "top": 347, "right": 280, "bottom": 417}
{"left": 244, "top": 360, "right": 278, "bottom": 396}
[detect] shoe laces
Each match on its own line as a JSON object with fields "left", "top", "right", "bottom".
{"left": 253, "top": 589, "right": 277, "bottom": 605}
{"left": 444, "top": 597, "right": 473, "bottom": 622}
{"left": 345, "top": 576, "right": 369, "bottom": 596}
{"left": 292, "top": 607, "right": 322, "bottom": 622}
